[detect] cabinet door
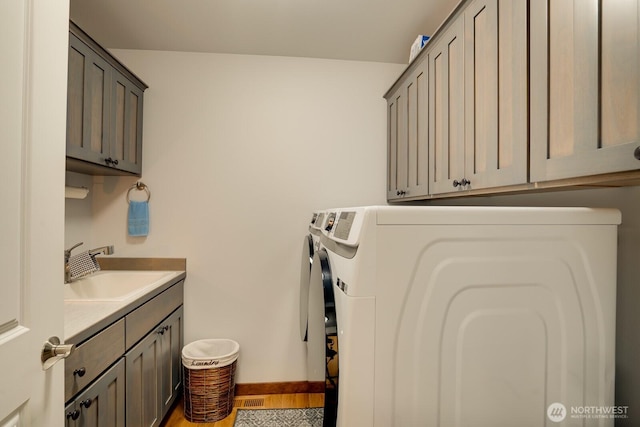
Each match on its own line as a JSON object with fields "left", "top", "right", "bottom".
{"left": 405, "top": 59, "right": 429, "bottom": 199}
{"left": 387, "top": 59, "right": 429, "bottom": 200}
{"left": 429, "top": 16, "right": 465, "bottom": 194}
{"left": 159, "top": 307, "right": 184, "bottom": 419}
{"left": 126, "top": 330, "right": 161, "bottom": 427}
{"left": 67, "top": 33, "right": 111, "bottom": 166}
{"left": 464, "top": 0, "right": 527, "bottom": 189}
{"left": 387, "top": 84, "right": 405, "bottom": 200}
{"left": 531, "top": 0, "right": 640, "bottom": 181}
{"left": 65, "top": 401, "right": 79, "bottom": 427}
{"left": 75, "top": 359, "right": 125, "bottom": 427}
{"left": 111, "top": 70, "right": 144, "bottom": 175}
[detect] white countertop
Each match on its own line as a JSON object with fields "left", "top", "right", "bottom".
{"left": 64, "top": 270, "right": 184, "bottom": 342}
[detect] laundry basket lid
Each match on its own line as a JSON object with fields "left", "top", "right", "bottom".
{"left": 182, "top": 339, "right": 240, "bottom": 369}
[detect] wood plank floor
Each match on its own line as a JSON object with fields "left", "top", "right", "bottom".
{"left": 161, "top": 393, "right": 324, "bottom": 427}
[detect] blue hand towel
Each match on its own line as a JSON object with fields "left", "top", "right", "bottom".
{"left": 128, "top": 200, "right": 149, "bottom": 236}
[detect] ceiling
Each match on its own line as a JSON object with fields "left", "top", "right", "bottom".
{"left": 69, "top": 0, "right": 460, "bottom": 65}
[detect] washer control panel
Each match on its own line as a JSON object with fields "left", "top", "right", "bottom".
{"left": 325, "top": 212, "right": 337, "bottom": 232}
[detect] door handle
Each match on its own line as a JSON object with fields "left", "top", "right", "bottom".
{"left": 41, "top": 336, "right": 75, "bottom": 370}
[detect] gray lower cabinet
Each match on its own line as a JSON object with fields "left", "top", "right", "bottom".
{"left": 125, "top": 306, "right": 184, "bottom": 427}
{"left": 65, "top": 359, "right": 125, "bottom": 427}
{"left": 66, "top": 21, "right": 147, "bottom": 176}
{"left": 530, "top": 0, "right": 640, "bottom": 181}
{"left": 65, "top": 279, "right": 184, "bottom": 427}
{"left": 160, "top": 307, "right": 184, "bottom": 416}
{"left": 65, "top": 320, "right": 125, "bottom": 401}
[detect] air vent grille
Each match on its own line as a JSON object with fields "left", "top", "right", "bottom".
{"left": 234, "top": 398, "right": 266, "bottom": 408}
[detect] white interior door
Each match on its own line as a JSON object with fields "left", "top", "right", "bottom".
{"left": 0, "top": 1, "right": 68, "bottom": 426}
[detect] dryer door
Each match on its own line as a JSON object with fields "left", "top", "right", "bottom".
{"left": 308, "top": 248, "right": 338, "bottom": 427}
{"left": 300, "top": 234, "right": 314, "bottom": 341}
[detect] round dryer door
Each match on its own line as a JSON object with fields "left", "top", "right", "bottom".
{"left": 307, "top": 248, "right": 338, "bottom": 427}
{"left": 299, "top": 234, "right": 314, "bottom": 341}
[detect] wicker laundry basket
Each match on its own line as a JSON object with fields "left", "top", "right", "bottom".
{"left": 182, "top": 339, "right": 240, "bottom": 423}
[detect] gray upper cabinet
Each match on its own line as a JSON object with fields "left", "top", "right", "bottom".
{"left": 387, "top": 0, "right": 639, "bottom": 200}
{"left": 429, "top": 0, "right": 527, "bottom": 196}
{"left": 111, "top": 70, "right": 144, "bottom": 174}
{"left": 67, "top": 33, "right": 111, "bottom": 169}
{"left": 66, "top": 22, "right": 147, "bottom": 176}
{"left": 386, "top": 56, "right": 429, "bottom": 201}
{"left": 428, "top": 15, "right": 465, "bottom": 195}
{"left": 463, "top": 0, "right": 528, "bottom": 190}
{"left": 530, "top": 0, "right": 640, "bottom": 181}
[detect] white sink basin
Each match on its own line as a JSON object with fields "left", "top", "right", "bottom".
{"left": 64, "top": 270, "right": 177, "bottom": 302}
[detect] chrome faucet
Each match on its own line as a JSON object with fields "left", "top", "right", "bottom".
{"left": 64, "top": 242, "right": 115, "bottom": 283}
{"left": 89, "top": 245, "right": 114, "bottom": 257}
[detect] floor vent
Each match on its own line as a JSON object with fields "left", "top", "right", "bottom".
{"left": 234, "top": 398, "right": 266, "bottom": 408}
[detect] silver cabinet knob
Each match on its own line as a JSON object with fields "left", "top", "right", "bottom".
{"left": 41, "top": 336, "right": 74, "bottom": 370}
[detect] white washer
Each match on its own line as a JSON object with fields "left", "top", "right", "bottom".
{"left": 300, "top": 211, "right": 327, "bottom": 342}
{"left": 307, "top": 205, "right": 620, "bottom": 427}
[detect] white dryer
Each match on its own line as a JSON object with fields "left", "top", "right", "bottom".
{"left": 306, "top": 206, "right": 620, "bottom": 427}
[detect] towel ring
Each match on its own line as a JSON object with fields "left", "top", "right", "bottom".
{"left": 127, "top": 182, "right": 151, "bottom": 204}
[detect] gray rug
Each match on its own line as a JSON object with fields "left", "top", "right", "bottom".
{"left": 233, "top": 408, "right": 324, "bottom": 427}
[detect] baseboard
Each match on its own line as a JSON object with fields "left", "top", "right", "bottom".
{"left": 235, "top": 381, "right": 324, "bottom": 395}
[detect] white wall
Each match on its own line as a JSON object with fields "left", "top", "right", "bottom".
{"left": 64, "top": 48, "right": 640, "bottom": 418}
{"left": 65, "top": 51, "right": 404, "bottom": 383}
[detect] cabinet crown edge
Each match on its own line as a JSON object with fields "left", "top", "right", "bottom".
{"left": 70, "top": 20, "right": 148, "bottom": 91}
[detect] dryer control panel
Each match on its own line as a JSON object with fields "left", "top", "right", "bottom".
{"left": 322, "top": 209, "right": 366, "bottom": 248}
{"left": 334, "top": 211, "right": 356, "bottom": 241}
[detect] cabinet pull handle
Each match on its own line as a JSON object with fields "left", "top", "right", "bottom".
{"left": 66, "top": 410, "right": 80, "bottom": 421}
{"left": 634, "top": 146, "right": 640, "bottom": 160}
{"left": 73, "top": 367, "right": 86, "bottom": 377}
{"left": 104, "top": 157, "right": 119, "bottom": 166}
{"left": 80, "top": 399, "right": 92, "bottom": 409}
{"left": 453, "top": 178, "right": 471, "bottom": 188}
{"left": 396, "top": 190, "right": 406, "bottom": 196}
